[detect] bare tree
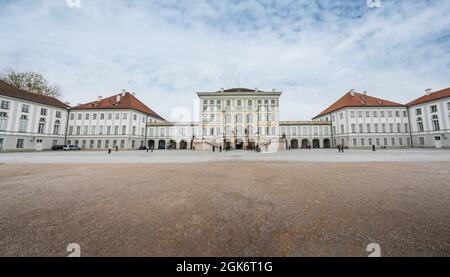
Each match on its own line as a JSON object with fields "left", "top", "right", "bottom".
{"left": 0, "top": 68, "right": 62, "bottom": 98}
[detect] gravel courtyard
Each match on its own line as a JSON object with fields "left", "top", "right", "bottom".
{"left": 0, "top": 150, "right": 449, "bottom": 257}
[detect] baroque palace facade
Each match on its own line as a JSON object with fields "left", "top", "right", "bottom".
{"left": 1, "top": 79, "right": 450, "bottom": 151}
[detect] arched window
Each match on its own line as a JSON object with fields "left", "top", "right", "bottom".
{"left": 236, "top": 126, "right": 243, "bottom": 136}
{"left": 247, "top": 113, "right": 253, "bottom": 123}
{"left": 225, "top": 114, "right": 231, "bottom": 123}
{"left": 236, "top": 114, "right": 243, "bottom": 123}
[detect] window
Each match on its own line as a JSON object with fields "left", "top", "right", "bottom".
{"left": 359, "top": 124, "right": 363, "bottom": 133}
{"left": 115, "top": 113, "right": 120, "bottom": 120}
{"left": 419, "top": 137, "right": 425, "bottom": 145}
{"left": 340, "top": 125, "right": 344, "bottom": 134}
{"left": 83, "top": 126, "right": 88, "bottom": 135}
{"left": 38, "top": 118, "right": 45, "bottom": 134}
{"left": 53, "top": 120, "right": 60, "bottom": 135}
{"left": 447, "top": 102, "right": 450, "bottom": 110}
{"left": 416, "top": 108, "right": 422, "bottom": 115}
{"left": 114, "top": 126, "right": 119, "bottom": 135}
{"left": 0, "top": 138, "right": 4, "bottom": 149}
{"left": 123, "top": 113, "right": 127, "bottom": 120}
{"left": 0, "top": 112, "right": 8, "bottom": 131}
{"left": 236, "top": 114, "right": 243, "bottom": 123}
{"left": 389, "top": 123, "right": 394, "bottom": 133}
{"left": 19, "top": 115, "right": 28, "bottom": 132}
{"left": 76, "top": 126, "right": 81, "bottom": 135}
{"left": 16, "top": 139, "right": 24, "bottom": 149}
{"left": 417, "top": 117, "right": 424, "bottom": 132}
{"left": 351, "top": 124, "right": 356, "bottom": 133}
{"left": 120, "top": 140, "right": 125, "bottom": 148}
{"left": 399, "top": 138, "right": 403, "bottom": 146}
{"left": 41, "top": 108, "right": 47, "bottom": 116}
{"left": 382, "top": 124, "right": 386, "bottom": 133}
{"left": 395, "top": 111, "right": 400, "bottom": 117}
{"left": 55, "top": 111, "right": 61, "bottom": 118}
{"left": 376, "top": 138, "right": 380, "bottom": 146}
{"left": 99, "top": 126, "right": 104, "bottom": 135}
{"left": 107, "top": 126, "right": 112, "bottom": 135}
{"left": 122, "top": 126, "right": 126, "bottom": 135}
{"left": 237, "top": 100, "right": 242, "bottom": 106}
{"left": 350, "top": 111, "right": 355, "bottom": 118}
{"left": 97, "top": 140, "right": 102, "bottom": 148}
{"left": 22, "top": 105, "right": 29, "bottom": 113}
{"left": 132, "top": 126, "right": 136, "bottom": 135}
{"left": 430, "top": 105, "right": 437, "bottom": 113}
{"left": 353, "top": 138, "right": 357, "bottom": 146}
{"left": 380, "top": 111, "right": 385, "bottom": 117}
{"left": 374, "top": 123, "right": 379, "bottom": 133}
{"left": 388, "top": 111, "right": 393, "bottom": 117}
{"left": 133, "top": 114, "right": 137, "bottom": 121}
{"left": 391, "top": 138, "right": 396, "bottom": 146}
{"left": 82, "top": 140, "right": 86, "bottom": 148}
{"left": 405, "top": 123, "right": 409, "bottom": 133}
{"left": 85, "top": 113, "right": 90, "bottom": 120}
{"left": 0, "top": 100, "right": 10, "bottom": 110}
{"left": 373, "top": 111, "right": 378, "bottom": 117}
{"left": 105, "top": 140, "right": 110, "bottom": 148}
{"left": 403, "top": 111, "right": 407, "bottom": 117}
{"left": 368, "top": 138, "right": 372, "bottom": 146}
{"left": 77, "top": 113, "right": 82, "bottom": 120}
{"left": 339, "top": 112, "right": 343, "bottom": 119}
{"left": 108, "top": 113, "right": 112, "bottom": 120}
{"left": 361, "top": 138, "right": 365, "bottom": 146}
{"left": 366, "top": 111, "right": 370, "bottom": 117}
{"left": 383, "top": 138, "right": 388, "bottom": 145}
{"left": 91, "top": 126, "right": 96, "bottom": 135}
{"left": 367, "top": 124, "right": 371, "bottom": 133}
{"left": 68, "top": 126, "right": 74, "bottom": 135}
{"left": 90, "top": 140, "right": 94, "bottom": 149}
{"left": 397, "top": 123, "right": 401, "bottom": 133}
{"left": 358, "top": 111, "right": 362, "bottom": 118}
{"left": 93, "top": 114, "right": 97, "bottom": 120}
{"left": 432, "top": 115, "right": 440, "bottom": 131}
{"left": 70, "top": 114, "right": 75, "bottom": 120}
{"left": 100, "top": 113, "right": 105, "bottom": 120}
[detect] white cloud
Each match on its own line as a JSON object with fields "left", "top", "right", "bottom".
{"left": 0, "top": 0, "right": 449, "bottom": 120}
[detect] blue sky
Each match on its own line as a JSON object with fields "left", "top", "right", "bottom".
{"left": 1, "top": 0, "right": 449, "bottom": 120}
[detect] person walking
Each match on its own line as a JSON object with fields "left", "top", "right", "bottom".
{"left": 372, "top": 144, "right": 376, "bottom": 152}
{"left": 213, "top": 146, "right": 216, "bottom": 152}
{"left": 115, "top": 146, "right": 119, "bottom": 152}
{"left": 146, "top": 146, "right": 149, "bottom": 153}
{"left": 219, "top": 145, "right": 222, "bottom": 152}
{"left": 108, "top": 147, "right": 112, "bottom": 154}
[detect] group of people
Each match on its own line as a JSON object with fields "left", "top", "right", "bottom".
{"left": 337, "top": 144, "right": 345, "bottom": 152}
{"left": 212, "top": 144, "right": 261, "bottom": 152}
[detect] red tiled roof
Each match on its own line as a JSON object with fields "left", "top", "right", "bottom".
{"left": 0, "top": 80, "right": 69, "bottom": 109}
{"left": 406, "top": 87, "right": 450, "bottom": 106}
{"left": 313, "top": 90, "right": 404, "bottom": 119}
{"left": 72, "top": 92, "right": 165, "bottom": 120}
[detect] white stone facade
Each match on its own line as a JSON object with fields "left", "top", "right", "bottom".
{"left": 408, "top": 96, "right": 450, "bottom": 148}
{"left": 0, "top": 95, "right": 68, "bottom": 151}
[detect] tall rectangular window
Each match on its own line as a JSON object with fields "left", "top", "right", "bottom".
{"left": 16, "top": 139, "right": 24, "bottom": 149}
{"left": 0, "top": 100, "right": 10, "bottom": 110}
{"left": 22, "top": 104, "right": 29, "bottom": 113}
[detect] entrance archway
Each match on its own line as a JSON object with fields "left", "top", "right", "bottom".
{"left": 291, "top": 139, "right": 299, "bottom": 149}
{"left": 313, "top": 139, "right": 320, "bottom": 148}
{"left": 158, "top": 140, "right": 166, "bottom": 149}
{"left": 148, "top": 140, "right": 155, "bottom": 149}
{"left": 323, "top": 139, "right": 331, "bottom": 149}
{"left": 169, "top": 140, "right": 176, "bottom": 150}
{"left": 301, "top": 139, "right": 309, "bottom": 148}
{"left": 235, "top": 139, "right": 243, "bottom": 150}
{"left": 180, "top": 140, "right": 187, "bottom": 149}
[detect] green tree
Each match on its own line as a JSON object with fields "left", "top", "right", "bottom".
{"left": 0, "top": 68, "right": 62, "bottom": 98}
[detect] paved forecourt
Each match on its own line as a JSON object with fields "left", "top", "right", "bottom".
{"left": 0, "top": 148, "right": 450, "bottom": 164}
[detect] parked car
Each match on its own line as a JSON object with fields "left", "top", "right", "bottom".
{"left": 138, "top": 146, "right": 148, "bottom": 150}
{"left": 63, "top": 145, "right": 81, "bottom": 151}
{"left": 51, "top": 145, "right": 65, "bottom": 151}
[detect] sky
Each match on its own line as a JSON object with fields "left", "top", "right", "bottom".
{"left": 0, "top": 0, "right": 449, "bottom": 121}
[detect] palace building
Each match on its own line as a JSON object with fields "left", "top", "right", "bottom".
{"left": 1, "top": 79, "right": 449, "bottom": 151}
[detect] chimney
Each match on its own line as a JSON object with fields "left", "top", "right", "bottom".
{"left": 350, "top": 89, "right": 355, "bottom": 96}
{"left": 122, "top": 89, "right": 126, "bottom": 97}
{"left": 425, "top": 88, "right": 432, "bottom": 95}
{"left": 116, "top": 95, "right": 121, "bottom": 102}
{"left": 98, "top": 95, "right": 102, "bottom": 101}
